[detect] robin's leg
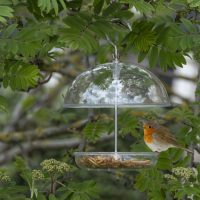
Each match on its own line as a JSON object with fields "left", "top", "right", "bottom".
{"left": 155, "top": 151, "right": 161, "bottom": 158}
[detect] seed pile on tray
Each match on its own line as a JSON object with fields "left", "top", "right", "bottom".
{"left": 77, "top": 155, "right": 152, "bottom": 169}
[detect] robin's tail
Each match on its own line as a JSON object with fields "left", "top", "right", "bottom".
{"left": 180, "top": 146, "right": 194, "bottom": 153}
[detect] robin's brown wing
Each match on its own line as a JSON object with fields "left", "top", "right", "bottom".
{"left": 153, "top": 126, "right": 193, "bottom": 153}
{"left": 153, "top": 126, "right": 182, "bottom": 148}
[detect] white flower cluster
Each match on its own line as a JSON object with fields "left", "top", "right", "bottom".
{"left": 172, "top": 167, "right": 196, "bottom": 180}
{"left": 40, "top": 158, "right": 70, "bottom": 174}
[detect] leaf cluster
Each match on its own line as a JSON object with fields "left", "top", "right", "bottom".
{"left": 83, "top": 119, "right": 107, "bottom": 143}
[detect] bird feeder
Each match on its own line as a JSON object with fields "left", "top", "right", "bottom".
{"left": 63, "top": 24, "right": 171, "bottom": 171}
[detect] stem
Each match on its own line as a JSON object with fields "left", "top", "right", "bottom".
{"left": 38, "top": 180, "right": 51, "bottom": 193}
{"left": 50, "top": 173, "right": 55, "bottom": 194}
{"left": 56, "top": 181, "right": 66, "bottom": 187}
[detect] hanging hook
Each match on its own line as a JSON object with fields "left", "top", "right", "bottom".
{"left": 105, "top": 34, "right": 119, "bottom": 63}
{"left": 105, "top": 20, "right": 132, "bottom": 63}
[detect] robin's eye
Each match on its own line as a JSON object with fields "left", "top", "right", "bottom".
{"left": 149, "top": 126, "right": 151, "bottom": 128}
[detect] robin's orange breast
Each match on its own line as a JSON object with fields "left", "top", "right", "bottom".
{"left": 143, "top": 127, "right": 158, "bottom": 144}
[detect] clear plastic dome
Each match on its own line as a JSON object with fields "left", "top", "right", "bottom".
{"left": 63, "top": 62, "right": 170, "bottom": 108}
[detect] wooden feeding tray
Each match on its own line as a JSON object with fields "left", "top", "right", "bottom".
{"left": 74, "top": 152, "right": 158, "bottom": 171}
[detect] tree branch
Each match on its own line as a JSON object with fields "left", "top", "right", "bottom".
{"left": 0, "top": 133, "right": 114, "bottom": 165}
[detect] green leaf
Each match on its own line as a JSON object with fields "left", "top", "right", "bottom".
{"left": 158, "top": 157, "right": 171, "bottom": 165}
{"left": 20, "top": 77, "right": 28, "bottom": 91}
{"left": 49, "top": 194, "right": 57, "bottom": 200}
{"left": 197, "top": 165, "right": 200, "bottom": 182}
{"left": 2, "top": 24, "right": 18, "bottom": 38}
{"left": 177, "top": 155, "right": 191, "bottom": 167}
{"left": 149, "top": 47, "right": 158, "bottom": 69}
{"left": 130, "top": 143, "right": 149, "bottom": 152}
{"left": 73, "top": 196, "right": 80, "bottom": 200}
{"left": 170, "top": 180, "right": 182, "bottom": 186}
{"left": 83, "top": 32, "right": 99, "bottom": 50}
{"left": 174, "top": 190, "right": 186, "bottom": 200}
{"left": 92, "top": 21, "right": 110, "bottom": 35}
{"left": 86, "top": 191, "right": 100, "bottom": 199}
{"left": 135, "top": 172, "right": 143, "bottom": 181}
{"left": 118, "top": 108, "right": 132, "bottom": 123}
{"left": 88, "top": 25, "right": 106, "bottom": 39}
{"left": 156, "top": 163, "right": 172, "bottom": 171}
{"left": 10, "top": 75, "right": 16, "bottom": 91}
{"left": 112, "top": 10, "right": 134, "bottom": 19}
{"left": 138, "top": 51, "right": 148, "bottom": 63}
{"left": 3, "top": 74, "right": 9, "bottom": 88}
{"left": 170, "top": 185, "right": 183, "bottom": 191}
{"left": 0, "top": 6, "right": 13, "bottom": 17}
{"left": 180, "top": 35, "right": 188, "bottom": 50}
{"left": 0, "top": 188, "right": 9, "bottom": 196}
{"left": 170, "top": 24, "right": 187, "bottom": 35}
{"left": 18, "top": 43, "right": 29, "bottom": 59}
{"left": 159, "top": 49, "right": 167, "bottom": 72}
{"left": 185, "top": 186, "right": 200, "bottom": 196}
{"left": 181, "top": 18, "right": 197, "bottom": 33}
{"left": 0, "top": 0, "right": 12, "bottom": 4}
{"left": 52, "top": 0, "right": 58, "bottom": 15}
{"left": 166, "top": 51, "right": 176, "bottom": 69}
{"left": 193, "top": 34, "right": 200, "bottom": 42}
{"left": 37, "top": 193, "right": 46, "bottom": 200}
{"left": 129, "top": 32, "right": 137, "bottom": 44}
{"left": 140, "top": 177, "right": 149, "bottom": 192}
{"left": 180, "top": 155, "right": 191, "bottom": 167}
{"left": 4, "top": 59, "right": 10, "bottom": 73}
{"left": 94, "top": 0, "right": 104, "bottom": 14}
{"left": 0, "top": 95, "right": 8, "bottom": 112}
{"left": 60, "top": 191, "right": 73, "bottom": 200}
{"left": 16, "top": 76, "right": 22, "bottom": 90}
{"left": 172, "top": 149, "right": 184, "bottom": 163}
{"left": 10, "top": 40, "right": 18, "bottom": 54}
{"left": 63, "top": 16, "right": 85, "bottom": 31}
{"left": 102, "top": 2, "right": 121, "bottom": 17}
{"left": 59, "top": 0, "right": 67, "bottom": 12}
{"left": 11, "top": 60, "right": 22, "bottom": 74}
{"left": 156, "top": 26, "right": 171, "bottom": 44}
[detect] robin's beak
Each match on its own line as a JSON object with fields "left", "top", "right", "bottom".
{"left": 140, "top": 126, "right": 146, "bottom": 129}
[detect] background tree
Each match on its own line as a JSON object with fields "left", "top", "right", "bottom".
{"left": 0, "top": 0, "right": 200, "bottom": 199}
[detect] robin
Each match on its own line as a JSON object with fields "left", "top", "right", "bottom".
{"left": 143, "top": 121, "right": 193, "bottom": 153}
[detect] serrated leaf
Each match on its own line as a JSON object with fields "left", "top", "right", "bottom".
{"left": 4, "top": 59, "right": 10, "bottom": 73}
{"left": 18, "top": 43, "right": 29, "bottom": 59}
{"left": 63, "top": 16, "right": 85, "bottom": 31}
{"left": 94, "top": 0, "right": 104, "bottom": 14}
{"left": 10, "top": 75, "right": 16, "bottom": 91}
{"left": 16, "top": 76, "right": 22, "bottom": 90}
{"left": 11, "top": 60, "right": 22, "bottom": 74}
{"left": 2, "top": 24, "right": 17, "bottom": 38}
{"left": 156, "top": 26, "right": 171, "bottom": 44}
{"left": 138, "top": 51, "right": 148, "bottom": 63}
{"left": 20, "top": 77, "right": 28, "bottom": 91}
{"left": 172, "top": 149, "right": 184, "bottom": 163}
{"left": 3, "top": 74, "right": 9, "bottom": 88}
{"left": 112, "top": 10, "right": 134, "bottom": 19}
{"left": 197, "top": 165, "right": 200, "bottom": 182}
{"left": 181, "top": 18, "right": 197, "bottom": 33}
{"left": 10, "top": 40, "right": 18, "bottom": 54}
{"left": 102, "top": 2, "right": 121, "bottom": 17}
{"left": 170, "top": 185, "right": 183, "bottom": 191}
{"left": 88, "top": 25, "right": 106, "bottom": 39}
{"left": 166, "top": 51, "right": 176, "bottom": 69}
{"left": 86, "top": 191, "right": 100, "bottom": 199}
{"left": 49, "top": 194, "right": 57, "bottom": 200}
{"left": 159, "top": 49, "right": 167, "bottom": 72}
{"left": 149, "top": 47, "right": 158, "bottom": 69}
